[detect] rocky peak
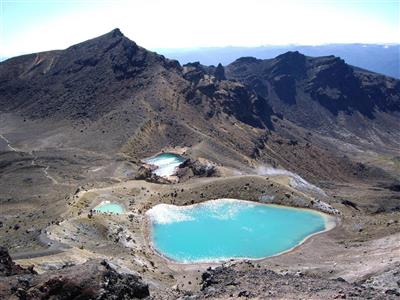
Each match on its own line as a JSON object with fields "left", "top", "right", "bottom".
{"left": 183, "top": 62, "right": 208, "bottom": 83}
{"left": 276, "top": 50, "right": 305, "bottom": 61}
{"left": 311, "top": 55, "right": 351, "bottom": 79}
{"left": 234, "top": 57, "right": 261, "bottom": 64}
{"left": 0, "top": 29, "right": 173, "bottom": 119}
{"left": 48, "top": 27, "right": 144, "bottom": 80}
{"left": 66, "top": 28, "right": 133, "bottom": 53}
{"left": 214, "top": 63, "right": 226, "bottom": 80}
{"left": 110, "top": 27, "right": 124, "bottom": 38}
{"left": 272, "top": 51, "right": 306, "bottom": 78}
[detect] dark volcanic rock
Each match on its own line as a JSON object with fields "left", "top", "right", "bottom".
{"left": 273, "top": 51, "right": 307, "bottom": 78}
{"left": 188, "top": 160, "right": 216, "bottom": 177}
{"left": 272, "top": 74, "right": 297, "bottom": 104}
{"left": 182, "top": 62, "right": 208, "bottom": 83}
{"left": 196, "top": 264, "right": 388, "bottom": 299}
{"left": 134, "top": 165, "right": 153, "bottom": 180}
{"left": 383, "top": 183, "right": 400, "bottom": 192}
{"left": 0, "top": 246, "right": 35, "bottom": 276}
{"left": 226, "top": 51, "right": 400, "bottom": 123}
{"left": 0, "top": 28, "right": 179, "bottom": 120}
{"left": 341, "top": 199, "right": 359, "bottom": 210}
{"left": 183, "top": 62, "right": 274, "bottom": 128}
{"left": 306, "top": 56, "right": 375, "bottom": 116}
{"left": 0, "top": 257, "right": 149, "bottom": 300}
{"left": 214, "top": 63, "right": 226, "bottom": 81}
{"left": 177, "top": 159, "right": 217, "bottom": 178}
{"left": 135, "top": 165, "right": 174, "bottom": 184}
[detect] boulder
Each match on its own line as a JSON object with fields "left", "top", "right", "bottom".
{"left": 0, "top": 257, "right": 149, "bottom": 300}
{"left": 0, "top": 246, "right": 36, "bottom": 276}
{"left": 134, "top": 166, "right": 153, "bottom": 180}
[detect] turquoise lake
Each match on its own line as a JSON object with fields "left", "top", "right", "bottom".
{"left": 143, "top": 153, "right": 186, "bottom": 177}
{"left": 146, "top": 199, "right": 332, "bottom": 263}
{"left": 94, "top": 202, "right": 124, "bottom": 214}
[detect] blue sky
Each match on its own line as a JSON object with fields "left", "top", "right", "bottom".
{"left": 1, "top": 0, "right": 399, "bottom": 59}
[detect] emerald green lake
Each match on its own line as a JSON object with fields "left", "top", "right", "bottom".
{"left": 147, "top": 199, "right": 332, "bottom": 263}
{"left": 94, "top": 202, "right": 124, "bottom": 214}
{"left": 143, "top": 153, "right": 185, "bottom": 177}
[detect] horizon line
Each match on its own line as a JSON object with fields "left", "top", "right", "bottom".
{"left": 2, "top": 42, "right": 399, "bottom": 61}
{"left": 153, "top": 42, "right": 400, "bottom": 51}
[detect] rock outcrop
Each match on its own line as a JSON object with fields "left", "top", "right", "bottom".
{"left": 196, "top": 263, "right": 390, "bottom": 299}
{"left": 0, "top": 252, "right": 149, "bottom": 300}
{"left": 180, "top": 159, "right": 217, "bottom": 177}
{"left": 0, "top": 246, "right": 36, "bottom": 276}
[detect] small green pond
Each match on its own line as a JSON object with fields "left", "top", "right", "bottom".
{"left": 94, "top": 202, "right": 124, "bottom": 214}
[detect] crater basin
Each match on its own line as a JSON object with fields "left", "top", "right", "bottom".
{"left": 143, "top": 153, "right": 186, "bottom": 177}
{"left": 146, "top": 199, "right": 334, "bottom": 263}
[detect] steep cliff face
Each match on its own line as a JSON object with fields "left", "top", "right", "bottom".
{"left": 225, "top": 51, "right": 400, "bottom": 156}
{"left": 182, "top": 62, "right": 273, "bottom": 129}
{"left": 226, "top": 51, "right": 400, "bottom": 120}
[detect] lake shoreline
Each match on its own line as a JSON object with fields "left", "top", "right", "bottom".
{"left": 145, "top": 199, "right": 338, "bottom": 264}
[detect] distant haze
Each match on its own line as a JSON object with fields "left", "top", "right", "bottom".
{"left": 1, "top": 0, "right": 399, "bottom": 59}
{"left": 157, "top": 44, "right": 400, "bottom": 78}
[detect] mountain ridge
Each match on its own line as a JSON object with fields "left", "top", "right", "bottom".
{"left": 1, "top": 29, "right": 399, "bottom": 172}
{"left": 157, "top": 43, "right": 400, "bottom": 78}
